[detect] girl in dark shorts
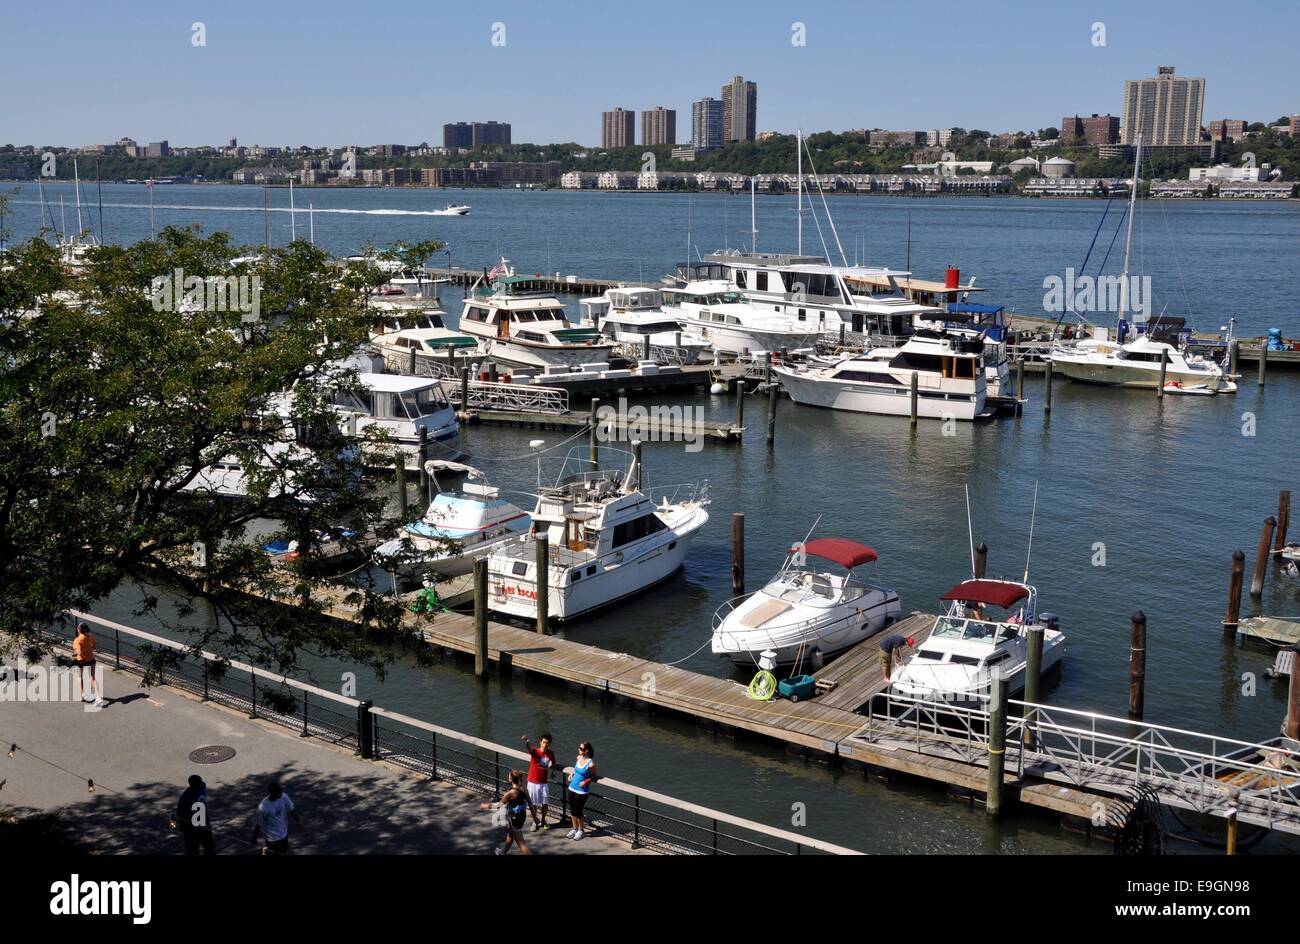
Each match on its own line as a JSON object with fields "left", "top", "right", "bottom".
{"left": 566, "top": 742, "right": 597, "bottom": 841}
{"left": 481, "top": 769, "right": 534, "bottom": 855}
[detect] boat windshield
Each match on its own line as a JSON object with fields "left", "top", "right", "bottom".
{"left": 763, "top": 570, "right": 865, "bottom": 604}
{"left": 400, "top": 387, "right": 449, "bottom": 418}
{"left": 931, "top": 616, "right": 1021, "bottom": 645}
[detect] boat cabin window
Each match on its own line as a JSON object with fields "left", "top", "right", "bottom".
{"left": 949, "top": 654, "right": 980, "bottom": 666}
{"left": 735, "top": 270, "right": 747, "bottom": 289}
{"left": 511, "top": 561, "right": 527, "bottom": 577}
{"left": 516, "top": 331, "right": 547, "bottom": 343}
{"left": 756, "top": 272, "right": 769, "bottom": 291}
{"left": 398, "top": 386, "right": 449, "bottom": 418}
{"left": 332, "top": 389, "right": 370, "bottom": 414}
{"left": 917, "top": 649, "right": 947, "bottom": 662}
{"left": 612, "top": 513, "right": 667, "bottom": 548}
{"left": 464, "top": 306, "right": 490, "bottom": 323}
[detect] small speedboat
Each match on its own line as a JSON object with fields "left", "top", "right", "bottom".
{"left": 375, "top": 461, "right": 530, "bottom": 578}
{"left": 1163, "top": 380, "right": 1235, "bottom": 396}
{"left": 712, "top": 538, "right": 901, "bottom": 668}
{"left": 890, "top": 578, "right": 1066, "bottom": 704}
{"left": 432, "top": 204, "right": 471, "bottom": 216}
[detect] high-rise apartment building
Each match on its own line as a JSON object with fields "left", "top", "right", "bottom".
{"left": 602, "top": 108, "right": 635, "bottom": 148}
{"left": 641, "top": 107, "right": 677, "bottom": 146}
{"left": 1207, "top": 119, "right": 1247, "bottom": 142}
{"left": 471, "top": 121, "right": 511, "bottom": 146}
{"left": 720, "top": 75, "right": 757, "bottom": 142}
{"left": 691, "top": 98, "right": 724, "bottom": 150}
{"left": 443, "top": 122, "right": 473, "bottom": 149}
{"left": 1121, "top": 66, "right": 1205, "bottom": 146}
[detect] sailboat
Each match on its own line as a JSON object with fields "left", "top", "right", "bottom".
{"left": 1047, "top": 138, "right": 1235, "bottom": 394}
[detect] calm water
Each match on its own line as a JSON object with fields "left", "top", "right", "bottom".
{"left": 19, "top": 184, "right": 1299, "bottom": 853}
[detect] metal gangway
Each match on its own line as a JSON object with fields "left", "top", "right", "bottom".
{"left": 447, "top": 378, "right": 569, "bottom": 415}
{"left": 853, "top": 691, "right": 1300, "bottom": 834}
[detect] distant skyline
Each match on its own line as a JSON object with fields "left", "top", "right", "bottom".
{"left": 3, "top": 0, "right": 1297, "bottom": 148}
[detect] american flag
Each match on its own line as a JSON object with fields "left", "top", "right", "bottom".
{"left": 487, "top": 263, "right": 505, "bottom": 279}
{"left": 1006, "top": 611, "right": 1023, "bottom": 625}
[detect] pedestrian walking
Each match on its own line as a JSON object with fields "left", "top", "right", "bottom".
{"left": 251, "top": 781, "right": 301, "bottom": 855}
{"left": 480, "top": 770, "right": 533, "bottom": 855}
{"left": 171, "top": 774, "right": 216, "bottom": 855}
{"left": 72, "top": 622, "right": 103, "bottom": 705}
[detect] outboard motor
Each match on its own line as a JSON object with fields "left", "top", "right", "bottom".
{"left": 1038, "top": 612, "right": 1060, "bottom": 631}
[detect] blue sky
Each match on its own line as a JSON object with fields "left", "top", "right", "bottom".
{"left": 3, "top": 0, "right": 1297, "bottom": 147}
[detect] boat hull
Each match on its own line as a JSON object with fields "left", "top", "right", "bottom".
{"left": 473, "top": 336, "right": 618, "bottom": 370}
{"left": 714, "top": 594, "right": 902, "bottom": 668}
{"left": 1051, "top": 357, "right": 1231, "bottom": 391}
{"left": 776, "top": 367, "right": 986, "bottom": 421}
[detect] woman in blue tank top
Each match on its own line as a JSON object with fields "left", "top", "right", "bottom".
{"left": 566, "top": 742, "right": 597, "bottom": 841}
{"left": 481, "top": 769, "right": 534, "bottom": 855}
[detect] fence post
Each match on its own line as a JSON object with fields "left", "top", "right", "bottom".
{"left": 430, "top": 731, "right": 438, "bottom": 779}
{"left": 986, "top": 674, "right": 1007, "bottom": 818}
{"left": 202, "top": 660, "right": 209, "bottom": 701}
{"left": 632, "top": 795, "right": 641, "bottom": 849}
{"left": 712, "top": 818, "right": 719, "bottom": 855}
{"left": 249, "top": 668, "right": 257, "bottom": 718}
{"left": 114, "top": 629, "right": 121, "bottom": 669}
{"left": 358, "top": 699, "right": 374, "bottom": 759}
{"left": 300, "top": 690, "right": 309, "bottom": 737}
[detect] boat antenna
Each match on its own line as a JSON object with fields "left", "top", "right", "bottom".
{"left": 796, "top": 128, "right": 803, "bottom": 255}
{"left": 750, "top": 177, "right": 757, "bottom": 254}
{"left": 1022, "top": 480, "right": 1040, "bottom": 584}
{"left": 289, "top": 178, "right": 297, "bottom": 242}
{"left": 964, "top": 484, "right": 976, "bottom": 577}
{"left": 96, "top": 161, "right": 105, "bottom": 244}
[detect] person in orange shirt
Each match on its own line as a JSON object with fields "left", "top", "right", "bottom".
{"left": 72, "top": 622, "right": 102, "bottom": 705}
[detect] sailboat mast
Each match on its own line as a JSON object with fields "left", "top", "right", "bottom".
{"left": 289, "top": 179, "right": 297, "bottom": 241}
{"left": 1118, "top": 136, "right": 1141, "bottom": 333}
{"left": 796, "top": 129, "right": 803, "bottom": 255}
{"left": 74, "top": 159, "right": 84, "bottom": 238}
{"left": 750, "top": 177, "right": 757, "bottom": 253}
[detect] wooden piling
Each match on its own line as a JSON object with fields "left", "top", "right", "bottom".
{"left": 1043, "top": 360, "right": 1053, "bottom": 414}
{"left": 534, "top": 533, "right": 549, "bottom": 635}
{"left": 1016, "top": 357, "right": 1025, "bottom": 400}
{"left": 1274, "top": 490, "right": 1291, "bottom": 552}
{"left": 909, "top": 372, "right": 919, "bottom": 426}
{"left": 731, "top": 513, "right": 745, "bottom": 597}
{"left": 408, "top": 346, "right": 417, "bottom": 375}
{"left": 1223, "top": 550, "right": 1245, "bottom": 640}
{"left": 589, "top": 397, "right": 600, "bottom": 470}
{"left": 1128, "top": 611, "right": 1147, "bottom": 720}
{"left": 1157, "top": 350, "right": 1168, "bottom": 398}
{"left": 1250, "top": 516, "right": 1277, "bottom": 597}
{"left": 395, "top": 451, "right": 408, "bottom": 514}
{"left": 1286, "top": 645, "right": 1300, "bottom": 740}
{"left": 1226, "top": 808, "right": 1238, "bottom": 856}
{"left": 764, "top": 351, "right": 772, "bottom": 386}
{"left": 489, "top": 362, "right": 498, "bottom": 383}
{"left": 418, "top": 427, "right": 429, "bottom": 497}
{"left": 735, "top": 380, "right": 744, "bottom": 429}
{"left": 838, "top": 324, "right": 845, "bottom": 348}
{"left": 986, "top": 674, "right": 1007, "bottom": 818}
{"left": 643, "top": 333, "right": 652, "bottom": 362}
{"left": 974, "top": 542, "right": 988, "bottom": 579}
{"left": 1228, "top": 339, "right": 1239, "bottom": 377}
{"left": 766, "top": 356, "right": 777, "bottom": 446}
{"left": 460, "top": 366, "right": 469, "bottom": 411}
{"left": 1258, "top": 345, "right": 1267, "bottom": 386}
{"left": 1023, "top": 625, "right": 1043, "bottom": 749}
{"left": 473, "top": 558, "right": 489, "bottom": 679}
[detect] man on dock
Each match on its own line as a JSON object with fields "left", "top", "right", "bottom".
{"left": 878, "top": 634, "right": 913, "bottom": 683}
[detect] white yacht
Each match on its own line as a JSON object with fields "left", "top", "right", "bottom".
{"left": 579, "top": 286, "right": 712, "bottom": 364}
{"left": 374, "top": 461, "right": 531, "bottom": 578}
{"left": 458, "top": 262, "right": 617, "bottom": 370}
{"left": 329, "top": 373, "right": 459, "bottom": 468}
{"left": 486, "top": 449, "right": 709, "bottom": 623}
{"left": 711, "top": 538, "right": 901, "bottom": 668}
{"left": 696, "top": 253, "right": 931, "bottom": 344}
{"left": 890, "top": 579, "right": 1065, "bottom": 705}
{"left": 661, "top": 280, "right": 823, "bottom": 357}
{"left": 369, "top": 304, "right": 479, "bottom": 375}
{"left": 774, "top": 331, "right": 989, "bottom": 420}
{"left": 432, "top": 204, "right": 471, "bottom": 216}
{"left": 915, "top": 303, "right": 1014, "bottom": 400}
{"left": 1048, "top": 333, "right": 1235, "bottom": 393}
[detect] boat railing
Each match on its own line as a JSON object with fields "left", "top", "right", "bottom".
{"left": 47, "top": 612, "right": 857, "bottom": 855}
{"left": 445, "top": 379, "right": 570, "bottom": 415}
{"left": 858, "top": 689, "right": 1300, "bottom": 829}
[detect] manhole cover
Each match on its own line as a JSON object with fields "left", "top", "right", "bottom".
{"left": 188, "top": 745, "right": 237, "bottom": 764}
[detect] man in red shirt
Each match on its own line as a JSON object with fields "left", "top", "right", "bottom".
{"left": 521, "top": 733, "right": 557, "bottom": 830}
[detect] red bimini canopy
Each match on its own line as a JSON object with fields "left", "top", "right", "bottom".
{"left": 941, "top": 579, "right": 1030, "bottom": 609}
{"left": 794, "top": 538, "right": 878, "bottom": 569}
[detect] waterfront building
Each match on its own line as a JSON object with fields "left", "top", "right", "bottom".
{"left": 721, "top": 75, "right": 757, "bottom": 142}
{"left": 1190, "top": 164, "right": 1261, "bottom": 182}
{"left": 869, "top": 130, "right": 924, "bottom": 147}
{"left": 1121, "top": 65, "right": 1205, "bottom": 146}
{"left": 597, "top": 170, "right": 639, "bottom": 189}
{"left": 641, "top": 107, "right": 676, "bottom": 146}
{"left": 144, "top": 140, "right": 170, "bottom": 158}
{"left": 926, "top": 128, "right": 956, "bottom": 146}
{"left": 691, "top": 98, "right": 724, "bottom": 150}
{"left": 670, "top": 146, "right": 701, "bottom": 162}
{"left": 560, "top": 171, "right": 598, "bottom": 189}
{"left": 474, "top": 161, "right": 562, "bottom": 185}
{"left": 602, "top": 108, "right": 635, "bottom": 148}
{"left": 1060, "top": 114, "right": 1120, "bottom": 145}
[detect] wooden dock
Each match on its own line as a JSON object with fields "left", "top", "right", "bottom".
{"left": 1237, "top": 615, "right": 1300, "bottom": 647}
{"left": 463, "top": 406, "right": 743, "bottom": 444}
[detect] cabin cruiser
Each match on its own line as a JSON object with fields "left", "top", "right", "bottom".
{"left": 369, "top": 305, "right": 479, "bottom": 375}
{"left": 179, "top": 416, "right": 357, "bottom": 503}
{"left": 374, "top": 461, "right": 531, "bottom": 577}
{"left": 773, "top": 331, "right": 989, "bottom": 420}
{"left": 579, "top": 287, "right": 711, "bottom": 364}
{"left": 916, "top": 303, "right": 1014, "bottom": 400}
{"left": 1047, "top": 332, "right": 1235, "bottom": 393}
{"left": 458, "top": 262, "right": 617, "bottom": 369}
{"left": 694, "top": 253, "right": 931, "bottom": 346}
{"left": 661, "top": 280, "right": 823, "bottom": 357}
{"left": 890, "top": 579, "right": 1066, "bottom": 704}
{"left": 711, "top": 538, "right": 901, "bottom": 668}
{"left": 328, "top": 373, "right": 459, "bottom": 470}
{"left": 486, "top": 448, "right": 709, "bottom": 623}
{"left": 432, "top": 204, "right": 471, "bottom": 216}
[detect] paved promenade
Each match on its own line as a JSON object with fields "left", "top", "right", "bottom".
{"left": 0, "top": 658, "right": 647, "bottom": 855}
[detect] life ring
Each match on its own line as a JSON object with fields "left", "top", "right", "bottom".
{"left": 748, "top": 670, "right": 777, "bottom": 701}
